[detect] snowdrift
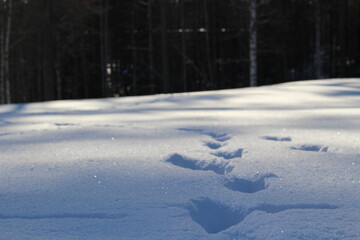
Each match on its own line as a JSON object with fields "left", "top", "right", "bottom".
{"left": 0, "top": 79, "right": 359, "bottom": 239}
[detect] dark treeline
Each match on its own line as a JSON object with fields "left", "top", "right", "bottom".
{"left": 0, "top": 0, "right": 359, "bottom": 104}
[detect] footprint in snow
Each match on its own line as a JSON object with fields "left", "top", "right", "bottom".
{"left": 178, "top": 128, "right": 231, "bottom": 142}
{"left": 290, "top": 144, "right": 329, "bottom": 152}
{"left": 0, "top": 132, "right": 12, "bottom": 137}
{"left": 260, "top": 136, "right": 292, "bottom": 142}
{"left": 178, "top": 128, "right": 203, "bottom": 134}
{"left": 223, "top": 173, "right": 277, "bottom": 193}
{"left": 211, "top": 148, "right": 244, "bottom": 160}
{"left": 54, "top": 123, "right": 76, "bottom": 127}
{"left": 204, "top": 142, "right": 224, "bottom": 150}
{"left": 165, "top": 154, "right": 234, "bottom": 175}
{"left": 207, "top": 132, "right": 231, "bottom": 142}
{"left": 186, "top": 197, "right": 338, "bottom": 234}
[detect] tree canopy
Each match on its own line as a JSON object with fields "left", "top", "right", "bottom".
{"left": 0, "top": 0, "right": 359, "bottom": 104}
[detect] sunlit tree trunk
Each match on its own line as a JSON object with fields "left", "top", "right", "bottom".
{"left": 0, "top": 0, "right": 13, "bottom": 103}
{"left": 0, "top": 1, "right": 9, "bottom": 104}
{"left": 249, "top": 0, "right": 257, "bottom": 87}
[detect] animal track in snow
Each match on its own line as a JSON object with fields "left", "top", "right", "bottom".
{"left": 54, "top": 123, "right": 77, "bottom": 127}
{"left": 290, "top": 144, "right": 328, "bottom": 152}
{"left": 165, "top": 154, "right": 234, "bottom": 175}
{"left": 0, "top": 213, "right": 127, "bottom": 220}
{"left": 186, "top": 198, "right": 247, "bottom": 234}
{"left": 212, "top": 148, "right": 244, "bottom": 160}
{"left": 260, "top": 136, "right": 292, "bottom": 142}
{"left": 186, "top": 197, "right": 338, "bottom": 234}
{"left": 204, "top": 142, "right": 223, "bottom": 150}
{"left": 178, "top": 128, "right": 231, "bottom": 142}
{"left": 178, "top": 128, "right": 203, "bottom": 134}
{"left": 207, "top": 132, "right": 231, "bottom": 142}
{"left": 0, "top": 132, "right": 12, "bottom": 137}
{"left": 224, "top": 173, "right": 277, "bottom": 193}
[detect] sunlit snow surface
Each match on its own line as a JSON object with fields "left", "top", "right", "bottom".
{"left": 0, "top": 79, "right": 360, "bottom": 239}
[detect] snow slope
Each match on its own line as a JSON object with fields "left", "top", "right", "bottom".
{"left": 0, "top": 79, "right": 359, "bottom": 240}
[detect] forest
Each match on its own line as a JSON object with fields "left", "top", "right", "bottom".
{"left": 0, "top": 0, "right": 359, "bottom": 104}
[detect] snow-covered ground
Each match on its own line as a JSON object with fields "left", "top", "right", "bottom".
{"left": 0, "top": 79, "right": 359, "bottom": 240}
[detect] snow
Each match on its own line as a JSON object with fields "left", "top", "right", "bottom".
{"left": 0, "top": 78, "right": 359, "bottom": 239}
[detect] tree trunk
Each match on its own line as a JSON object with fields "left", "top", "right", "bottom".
{"left": 348, "top": 0, "right": 359, "bottom": 76}
{"left": 0, "top": 0, "right": 13, "bottom": 104}
{"left": 203, "top": 0, "right": 214, "bottom": 88}
{"left": 314, "top": 0, "right": 322, "bottom": 79}
{"left": 56, "top": 50, "right": 62, "bottom": 99}
{"left": 2, "top": 0, "right": 13, "bottom": 103}
{"left": 148, "top": 0, "right": 155, "bottom": 94}
{"left": 249, "top": 0, "right": 257, "bottom": 87}
{"left": 0, "top": 4, "right": 5, "bottom": 104}
{"left": 42, "top": 0, "right": 55, "bottom": 101}
{"left": 100, "top": 0, "right": 110, "bottom": 97}
{"left": 131, "top": 3, "right": 137, "bottom": 95}
{"left": 180, "top": 0, "right": 187, "bottom": 92}
{"left": 160, "top": 0, "right": 169, "bottom": 93}
{"left": 338, "top": 0, "right": 347, "bottom": 77}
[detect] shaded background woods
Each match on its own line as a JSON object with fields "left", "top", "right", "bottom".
{"left": 0, "top": 0, "right": 359, "bottom": 104}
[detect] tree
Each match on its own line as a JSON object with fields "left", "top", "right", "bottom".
{"left": 160, "top": 0, "right": 169, "bottom": 93}
{"left": 249, "top": 0, "right": 257, "bottom": 87}
{"left": 148, "top": 0, "right": 155, "bottom": 93}
{"left": 179, "top": 0, "right": 187, "bottom": 92}
{"left": 0, "top": 0, "right": 13, "bottom": 104}
{"left": 314, "top": 0, "right": 323, "bottom": 79}
{"left": 1, "top": 0, "right": 360, "bottom": 104}
{"left": 100, "top": 0, "right": 111, "bottom": 97}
